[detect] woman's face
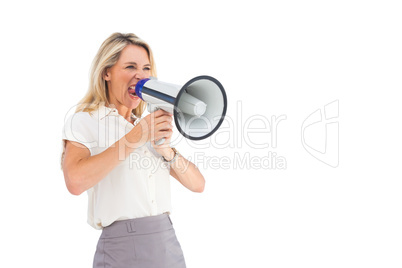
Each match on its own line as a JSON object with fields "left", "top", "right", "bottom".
{"left": 104, "top": 44, "right": 151, "bottom": 111}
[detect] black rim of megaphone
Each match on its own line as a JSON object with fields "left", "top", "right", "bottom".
{"left": 174, "top": 75, "right": 227, "bottom": 140}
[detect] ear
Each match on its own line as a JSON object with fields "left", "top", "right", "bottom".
{"left": 103, "top": 68, "right": 111, "bottom": 81}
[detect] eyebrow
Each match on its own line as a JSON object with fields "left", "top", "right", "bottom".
{"left": 124, "top": 62, "right": 151, "bottom": 66}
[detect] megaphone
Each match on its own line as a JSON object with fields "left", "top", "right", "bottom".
{"left": 135, "top": 75, "right": 227, "bottom": 145}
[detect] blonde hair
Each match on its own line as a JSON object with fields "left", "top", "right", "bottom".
{"left": 76, "top": 32, "right": 157, "bottom": 117}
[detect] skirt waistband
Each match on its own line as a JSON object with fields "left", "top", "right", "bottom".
{"left": 100, "top": 213, "right": 173, "bottom": 239}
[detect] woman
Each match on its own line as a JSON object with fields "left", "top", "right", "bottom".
{"left": 61, "top": 32, "right": 205, "bottom": 268}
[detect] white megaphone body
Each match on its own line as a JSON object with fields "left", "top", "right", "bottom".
{"left": 135, "top": 75, "right": 227, "bottom": 145}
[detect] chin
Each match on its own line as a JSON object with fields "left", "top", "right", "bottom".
{"left": 127, "top": 100, "right": 141, "bottom": 110}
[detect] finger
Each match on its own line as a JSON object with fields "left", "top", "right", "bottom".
{"left": 153, "top": 109, "right": 172, "bottom": 117}
{"left": 149, "top": 113, "right": 172, "bottom": 127}
{"left": 152, "top": 129, "right": 172, "bottom": 142}
{"left": 157, "top": 127, "right": 173, "bottom": 137}
{"left": 154, "top": 117, "right": 173, "bottom": 129}
{"left": 163, "top": 131, "right": 173, "bottom": 142}
{"left": 156, "top": 121, "right": 173, "bottom": 131}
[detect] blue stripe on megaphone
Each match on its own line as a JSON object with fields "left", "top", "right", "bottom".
{"left": 135, "top": 78, "right": 149, "bottom": 100}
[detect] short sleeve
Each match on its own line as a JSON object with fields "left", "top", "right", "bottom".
{"left": 62, "top": 112, "right": 97, "bottom": 155}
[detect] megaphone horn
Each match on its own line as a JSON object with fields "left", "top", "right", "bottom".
{"left": 135, "top": 75, "right": 227, "bottom": 144}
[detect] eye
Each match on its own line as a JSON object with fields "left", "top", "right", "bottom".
{"left": 126, "top": 65, "right": 136, "bottom": 69}
{"left": 144, "top": 67, "right": 151, "bottom": 71}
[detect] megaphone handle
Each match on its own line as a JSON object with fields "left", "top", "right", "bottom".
{"left": 155, "top": 138, "right": 166, "bottom": 146}
{"left": 147, "top": 104, "right": 166, "bottom": 145}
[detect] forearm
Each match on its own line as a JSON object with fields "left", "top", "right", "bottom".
{"left": 167, "top": 150, "right": 205, "bottom": 193}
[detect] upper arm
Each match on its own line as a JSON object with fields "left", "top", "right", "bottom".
{"left": 63, "top": 140, "right": 91, "bottom": 166}
{"left": 61, "top": 112, "right": 93, "bottom": 176}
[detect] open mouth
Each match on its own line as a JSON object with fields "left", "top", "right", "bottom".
{"left": 128, "top": 85, "right": 138, "bottom": 98}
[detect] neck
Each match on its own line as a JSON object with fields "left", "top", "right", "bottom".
{"left": 108, "top": 102, "right": 133, "bottom": 122}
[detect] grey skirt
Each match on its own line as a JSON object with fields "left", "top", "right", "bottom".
{"left": 93, "top": 213, "right": 186, "bottom": 268}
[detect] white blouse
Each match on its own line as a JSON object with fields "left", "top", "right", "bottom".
{"left": 62, "top": 105, "right": 171, "bottom": 230}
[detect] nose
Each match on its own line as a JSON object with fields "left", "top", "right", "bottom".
{"left": 134, "top": 69, "right": 147, "bottom": 81}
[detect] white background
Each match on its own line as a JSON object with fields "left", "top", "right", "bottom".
{"left": 1, "top": 0, "right": 401, "bottom": 267}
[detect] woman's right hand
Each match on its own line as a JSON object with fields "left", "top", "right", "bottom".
{"left": 132, "top": 109, "right": 173, "bottom": 147}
